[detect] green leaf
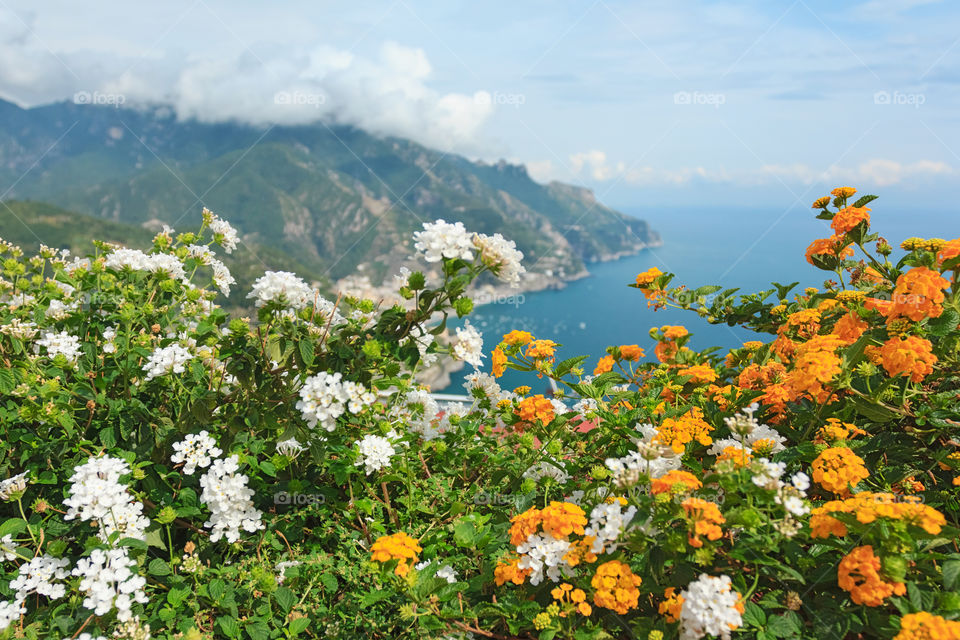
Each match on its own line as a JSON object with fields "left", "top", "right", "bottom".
{"left": 244, "top": 620, "right": 270, "bottom": 640}
{"left": 743, "top": 601, "right": 766, "bottom": 627}
{"left": 274, "top": 586, "right": 296, "bottom": 613}
{"left": 852, "top": 194, "right": 879, "bottom": 208}
{"left": 320, "top": 573, "right": 338, "bottom": 593}
{"left": 209, "top": 578, "right": 227, "bottom": 602}
{"left": 298, "top": 339, "right": 315, "bottom": 367}
{"left": 148, "top": 558, "right": 172, "bottom": 576}
{"left": 288, "top": 617, "right": 311, "bottom": 635}
{"left": 0, "top": 368, "right": 17, "bottom": 394}
{"left": 217, "top": 617, "right": 241, "bottom": 637}
{"left": 0, "top": 519, "right": 27, "bottom": 538}
{"left": 145, "top": 528, "right": 167, "bottom": 551}
{"left": 944, "top": 560, "right": 960, "bottom": 591}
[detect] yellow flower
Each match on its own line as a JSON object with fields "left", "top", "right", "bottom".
{"left": 491, "top": 346, "right": 507, "bottom": 378}
{"left": 811, "top": 447, "right": 869, "bottom": 495}
{"left": 502, "top": 330, "right": 534, "bottom": 346}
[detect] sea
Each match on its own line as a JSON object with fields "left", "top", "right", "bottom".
{"left": 442, "top": 203, "right": 957, "bottom": 392}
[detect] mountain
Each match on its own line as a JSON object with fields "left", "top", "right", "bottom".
{"left": 0, "top": 99, "right": 660, "bottom": 288}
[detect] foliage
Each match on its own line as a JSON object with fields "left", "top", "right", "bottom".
{"left": 0, "top": 188, "right": 958, "bottom": 640}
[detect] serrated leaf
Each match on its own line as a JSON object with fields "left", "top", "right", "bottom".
{"left": 148, "top": 558, "right": 171, "bottom": 576}
{"left": 943, "top": 560, "right": 960, "bottom": 590}
{"left": 288, "top": 617, "right": 311, "bottom": 635}
{"left": 298, "top": 339, "right": 315, "bottom": 367}
{"left": 274, "top": 586, "right": 296, "bottom": 612}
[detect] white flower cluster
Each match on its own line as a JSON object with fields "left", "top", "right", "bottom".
{"left": 45, "top": 297, "right": 79, "bottom": 320}
{"left": 105, "top": 248, "right": 186, "bottom": 281}
{"left": 516, "top": 533, "right": 572, "bottom": 586}
{"left": 452, "top": 321, "right": 484, "bottom": 368}
{"left": 0, "top": 472, "right": 28, "bottom": 500}
{"left": 199, "top": 455, "right": 265, "bottom": 543}
{"left": 171, "top": 431, "right": 223, "bottom": 475}
{"left": 63, "top": 456, "right": 150, "bottom": 543}
{"left": 247, "top": 271, "right": 313, "bottom": 310}
{"left": 0, "top": 554, "right": 70, "bottom": 631}
{"left": 276, "top": 437, "right": 306, "bottom": 457}
{"left": 9, "top": 554, "right": 70, "bottom": 600}
{"left": 142, "top": 343, "right": 194, "bottom": 382}
{"left": 414, "top": 560, "right": 458, "bottom": 584}
{"left": 746, "top": 458, "right": 810, "bottom": 521}
{"left": 72, "top": 548, "right": 148, "bottom": 621}
{"left": 413, "top": 219, "right": 474, "bottom": 263}
{"left": 606, "top": 424, "right": 681, "bottom": 484}
{"left": 463, "top": 371, "right": 509, "bottom": 402}
{"left": 436, "top": 401, "right": 469, "bottom": 436}
{"left": 711, "top": 405, "right": 787, "bottom": 456}
{"left": 393, "top": 389, "right": 442, "bottom": 440}
{"left": 1, "top": 534, "right": 16, "bottom": 561}
{"left": 472, "top": 233, "right": 525, "bottom": 287}
{"left": 204, "top": 207, "right": 239, "bottom": 253}
{"left": 0, "top": 318, "right": 38, "bottom": 340}
{"left": 571, "top": 397, "right": 599, "bottom": 415}
{"left": 101, "top": 326, "right": 118, "bottom": 354}
{"left": 585, "top": 500, "right": 637, "bottom": 554}
{"left": 355, "top": 433, "right": 399, "bottom": 475}
{"left": 679, "top": 574, "right": 743, "bottom": 640}
{"left": 296, "top": 371, "right": 377, "bottom": 432}
{"left": 523, "top": 459, "right": 570, "bottom": 484}
{"left": 34, "top": 330, "right": 83, "bottom": 366}
{"left": 0, "top": 599, "right": 25, "bottom": 631}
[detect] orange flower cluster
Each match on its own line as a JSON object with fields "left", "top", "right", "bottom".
{"left": 651, "top": 469, "right": 702, "bottom": 495}
{"left": 682, "top": 497, "right": 725, "bottom": 548}
{"left": 816, "top": 417, "right": 866, "bottom": 443}
{"left": 508, "top": 502, "right": 587, "bottom": 546}
{"left": 494, "top": 557, "right": 531, "bottom": 586}
{"left": 525, "top": 339, "right": 558, "bottom": 360}
{"left": 619, "top": 344, "right": 645, "bottom": 361}
{"left": 894, "top": 612, "right": 960, "bottom": 640}
{"left": 677, "top": 364, "right": 717, "bottom": 384}
{"left": 831, "top": 187, "right": 857, "bottom": 199}
{"left": 806, "top": 235, "right": 855, "bottom": 265}
{"left": 831, "top": 206, "right": 871, "bottom": 234}
{"left": 658, "top": 587, "right": 684, "bottom": 623}
{"left": 811, "top": 447, "right": 869, "bottom": 494}
{"left": 832, "top": 311, "right": 868, "bottom": 344}
{"left": 881, "top": 267, "right": 950, "bottom": 322}
{"left": 514, "top": 394, "right": 555, "bottom": 427}
{"left": 838, "top": 545, "right": 906, "bottom": 606}
{"left": 591, "top": 560, "right": 643, "bottom": 615}
{"left": 551, "top": 583, "right": 593, "bottom": 616}
{"left": 491, "top": 347, "right": 507, "bottom": 377}
{"left": 370, "top": 532, "right": 423, "bottom": 577}
{"left": 782, "top": 308, "right": 822, "bottom": 339}
{"left": 715, "top": 445, "right": 752, "bottom": 468}
{"left": 785, "top": 334, "right": 845, "bottom": 404}
{"left": 878, "top": 335, "right": 937, "bottom": 382}
{"left": 809, "top": 492, "right": 946, "bottom": 539}
{"left": 937, "top": 238, "right": 960, "bottom": 267}
{"left": 540, "top": 501, "right": 589, "bottom": 539}
{"left": 635, "top": 267, "right": 664, "bottom": 302}
{"left": 594, "top": 355, "right": 614, "bottom": 375}
{"left": 502, "top": 330, "right": 534, "bottom": 346}
{"left": 654, "top": 407, "right": 714, "bottom": 454}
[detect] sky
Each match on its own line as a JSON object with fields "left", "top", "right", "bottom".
{"left": 2, "top": 0, "right": 960, "bottom": 208}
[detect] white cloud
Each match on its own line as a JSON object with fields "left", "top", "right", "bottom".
{"left": 0, "top": 8, "right": 494, "bottom": 154}
{"left": 546, "top": 150, "right": 954, "bottom": 188}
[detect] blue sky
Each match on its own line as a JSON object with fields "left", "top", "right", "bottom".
{"left": 1, "top": 0, "right": 959, "bottom": 207}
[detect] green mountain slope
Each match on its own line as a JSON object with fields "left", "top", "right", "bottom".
{"left": 0, "top": 99, "right": 660, "bottom": 286}
{"left": 0, "top": 200, "right": 329, "bottom": 311}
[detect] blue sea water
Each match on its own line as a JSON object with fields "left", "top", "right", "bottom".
{"left": 443, "top": 203, "right": 956, "bottom": 392}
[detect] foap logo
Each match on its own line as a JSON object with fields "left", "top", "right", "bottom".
{"left": 274, "top": 91, "right": 326, "bottom": 108}
{"left": 475, "top": 91, "right": 526, "bottom": 108}
{"left": 73, "top": 91, "right": 126, "bottom": 107}
{"left": 274, "top": 491, "right": 325, "bottom": 506}
{"left": 474, "top": 292, "right": 526, "bottom": 308}
{"left": 674, "top": 91, "right": 725, "bottom": 108}
{"left": 874, "top": 90, "right": 925, "bottom": 108}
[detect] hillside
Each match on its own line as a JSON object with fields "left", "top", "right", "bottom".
{"left": 0, "top": 200, "right": 329, "bottom": 311}
{"left": 0, "top": 99, "right": 660, "bottom": 288}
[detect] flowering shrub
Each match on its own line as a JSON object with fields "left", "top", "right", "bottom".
{"left": 0, "top": 189, "right": 958, "bottom": 639}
